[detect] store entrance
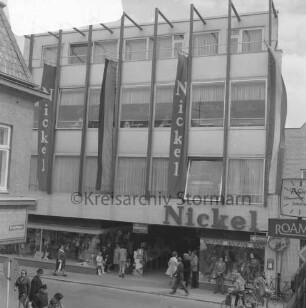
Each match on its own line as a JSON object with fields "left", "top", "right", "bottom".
{"left": 131, "top": 224, "right": 200, "bottom": 272}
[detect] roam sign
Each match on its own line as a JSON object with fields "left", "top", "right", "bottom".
{"left": 268, "top": 219, "right": 306, "bottom": 239}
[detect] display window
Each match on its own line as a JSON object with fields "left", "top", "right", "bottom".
{"left": 199, "top": 238, "right": 265, "bottom": 285}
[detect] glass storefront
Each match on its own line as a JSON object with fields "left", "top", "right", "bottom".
{"left": 199, "top": 237, "right": 265, "bottom": 284}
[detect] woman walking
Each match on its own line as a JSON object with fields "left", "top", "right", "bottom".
{"left": 165, "top": 251, "right": 178, "bottom": 287}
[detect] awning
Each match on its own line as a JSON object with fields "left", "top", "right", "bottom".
{"left": 28, "top": 222, "right": 131, "bottom": 235}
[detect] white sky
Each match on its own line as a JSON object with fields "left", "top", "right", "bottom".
{"left": 5, "top": 0, "right": 306, "bottom": 128}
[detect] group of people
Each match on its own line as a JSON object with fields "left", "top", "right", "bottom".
{"left": 95, "top": 243, "right": 128, "bottom": 278}
{"left": 165, "top": 250, "right": 199, "bottom": 296}
{"left": 14, "top": 268, "right": 64, "bottom": 308}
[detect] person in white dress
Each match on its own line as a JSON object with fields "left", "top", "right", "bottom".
{"left": 165, "top": 251, "right": 178, "bottom": 286}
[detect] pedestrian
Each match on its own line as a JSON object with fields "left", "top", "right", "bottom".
{"left": 118, "top": 243, "right": 127, "bottom": 278}
{"left": 32, "top": 284, "right": 48, "bottom": 308}
{"left": 53, "top": 245, "right": 67, "bottom": 276}
{"left": 14, "top": 269, "right": 31, "bottom": 308}
{"left": 254, "top": 272, "right": 268, "bottom": 306}
{"left": 113, "top": 243, "right": 120, "bottom": 271}
{"left": 29, "top": 269, "right": 43, "bottom": 302}
{"left": 182, "top": 253, "right": 191, "bottom": 288}
{"left": 48, "top": 293, "right": 64, "bottom": 308}
{"left": 96, "top": 251, "right": 105, "bottom": 275}
{"left": 190, "top": 250, "right": 199, "bottom": 288}
{"left": 169, "top": 257, "right": 189, "bottom": 296}
{"left": 214, "top": 257, "right": 226, "bottom": 294}
{"left": 165, "top": 251, "right": 178, "bottom": 287}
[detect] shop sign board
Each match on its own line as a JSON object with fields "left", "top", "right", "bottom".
{"left": 268, "top": 218, "right": 306, "bottom": 239}
{"left": 133, "top": 223, "right": 148, "bottom": 234}
{"left": 250, "top": 235, "right": 268, "bottom": 243}
{"left": 0, "top": 208, "right": 27, "bottom": 244}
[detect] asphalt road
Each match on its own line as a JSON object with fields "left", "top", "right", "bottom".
{"left": 0, "top": 276, "right": 220, "bottom": 308}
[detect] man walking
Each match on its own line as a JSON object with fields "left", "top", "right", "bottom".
{"left": 29, "top": 268, "right": 43, "bottom": 302}
{"left": 170, "top": 257, "right": 189, "bottom": 296}
{"left": 14, "top": 269, "right": 31, "bottom": 308}
{"left": 214, "top": 257, "right": 226, "bottom": 294}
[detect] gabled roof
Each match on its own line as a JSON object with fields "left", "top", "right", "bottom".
{"left": 0, "top": 1, "right": 34, "bottom": 85}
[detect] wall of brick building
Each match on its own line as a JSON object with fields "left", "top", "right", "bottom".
{"left": 0, "top": 90, "right": 34, "bottom": 194}
{"left": 284, "top": 124, "right": 306, "bottom": 178}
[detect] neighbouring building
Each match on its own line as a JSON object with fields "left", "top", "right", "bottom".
{"left": 0, "top": 2, "right": 48, "bottom": 250}
{"left": 21, "top": 3, "right": 290, "bottom": 288}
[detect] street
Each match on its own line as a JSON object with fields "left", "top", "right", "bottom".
{"left": 0, "top": 276, "right": 220, "bottom": 308}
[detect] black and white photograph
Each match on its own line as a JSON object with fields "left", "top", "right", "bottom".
{"left": 0, "top": 0, "right": 305, "bottom": 307}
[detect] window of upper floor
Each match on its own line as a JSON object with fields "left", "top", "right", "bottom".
{"left": 0, "top": 124, "right": 11, "bottom": 192}
{"left": 230, "top": 28, "right": 263, "bottom": 54}
{"left": 124, "top": 34, "right": 184, "bottom": 61}
{"left": 41, "top": 45, "right": 58, "bottom": 66}
{"left": 191, "top": 82, "right": 225, "bottom": 127}
{"left": 193, "top": 32, "right": 219, "bottom": 56}
{"left": 154, "top": 84, "right": 174, "bottom": 127}
{"left": 69, "top": 43, "right": 90, "bottom": 64}
{"left": 301, "top": 170, "right": 306, "bottom": 180}
{"left": 120, "top": 86, "right": 150, "bottom": 128}
{"left": 230, "top": 80, "right": 266, "bottom": 127}
{"left": 57, "top": 88, "right": 85, "bottom": 128}
{"left": 93, "top": 40, "right": 118, "bottom": 63}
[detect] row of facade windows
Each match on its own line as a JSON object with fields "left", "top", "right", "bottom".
{"left": 29, "top": 156, "right": 265, "bottom": 204}
{"left": 33, "top": 80, "right": 266, "bottom": 129}
{"left": 41, "top": 28, "right": 263, "bottom": 65}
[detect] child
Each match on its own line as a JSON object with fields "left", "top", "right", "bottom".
{"left": 96, "top": 252, "right": 105, "bottom": 275}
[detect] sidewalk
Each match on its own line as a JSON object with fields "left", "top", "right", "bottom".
{"left": 1, "top": 259, "right": 225, "bottom": 304}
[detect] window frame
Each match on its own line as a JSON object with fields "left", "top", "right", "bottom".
{"left": 192, "top": 31, "right": 220, "bottom": 57}
{"left": 231, "top": 27, "right": 264, "bottom": 54}
{"left": 191, "top": 80, "right": 226, "bottom": 128}
{"left": 184, "top": 157, "right": 223, "bottom": 202}
{"left": 229, "top": 79, "right": 267, "bottom": 128}
{"left": 56, "top": 87, "right": 85, "bottom": 129}
{"left": 68, "top": 42, "right": 92, "bottom": 65}
{"left": 92, "top": 39, "right": 118, "bottom": 63}
{"left": 41, "top": 44, "right": 62, "bottom": 66}
{"left": 87, "top": 87, "right": 101, "bottom": 128}
{"left": 0, "top": 124, "right": 11, "bottom": 192}
{"left": 226, "top": 157, "right": 265, "bottom": 205}
{"left": 119, "top": 84, "right": 151, "bottom": 128}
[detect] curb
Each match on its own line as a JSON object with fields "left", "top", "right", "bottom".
{"left": 40, "top": 274, "right": 222, "bottom": 305}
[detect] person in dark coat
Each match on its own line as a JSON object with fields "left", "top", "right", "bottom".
{"left": 53, "top": 245, "right": 67, "bottom": 276}
{"left": 182, "top": 253, "right": 191, "bottom": 288}
{"left": 32, "top": 284, "right": 48, "bottom": 308}
{"left": 29, "top": 268, "right": 43, "bottom": 302}
{"left": 170, "top": 257, "right": 189, "bottom": 295}
{"left": 14, "top": 269, "right": 31, "bottom": 308}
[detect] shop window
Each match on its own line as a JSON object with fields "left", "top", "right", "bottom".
{"left": 120, "top": 86, "right": 150, "bottom": 128}
{"left": 69, "top": 43, "right": 90, "bottom": 64}
{"left": 57, "top": 88, "right": 85, "bottom": 128}
{"left": 185, "top": 159, "right": 223, "bottom": 200}
{"left": 231, "top": 28, "right": 263, "bottom": 54}
{"left": 41, "top": 45, "right": 59, "bottom": 66}
{"left": 115, "top": 157, "right": 146, "bottom": 196}
{"left": 193, "top": 32, "right": 219, "bottom": 56}
{"left": 125, "top": 38, "right": 147, "bottom": 61}
{"left": 191, "top": 82, "right": 225, "bottom": 127}
{"left": 151, "top": 158, "right": 168, "bottom": 196}
{"left": 53, "top": 156, "right": 79, "bottom": 193}
{"left": 154, "top": 85, "right": 173, "bottom": 127}
{"left": 88, "top": 88, "right": 100, "bottom": 128}
{"left": 199, "top": 239, "right": 265, "bottom": 283}
{"left": 230, "top": 80, "right": 266, "bottom": 126}
{"left": 227, "top": 159, "right": 264, "bottom": 204}
{"left": 29, "top": 155, "right": 38, "bottom": 191}
{"left": 33, "top": 102, "right": 39, "bottom": 128}
{"left": 0, "top": 125, "right": 11, "bottom": 191}
{"left": 93, "top": 40, "right": 118, "bottom": 63}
